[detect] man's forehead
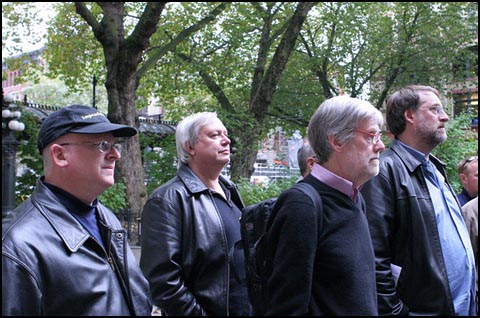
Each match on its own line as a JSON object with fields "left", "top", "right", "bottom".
{"left": 419, "top": 91, "right": 441, "bottom": 105}
{"left": 200, "top": 122, "right": 227, "bottom": 133}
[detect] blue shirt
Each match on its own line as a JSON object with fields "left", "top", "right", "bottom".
{"left": 44, "top": 182, "right": 105, "bottom": 249}
{"left": 399, "top": 141, "right": 476, "bottom": 315}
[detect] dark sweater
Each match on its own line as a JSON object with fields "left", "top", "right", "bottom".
{"left": 457, "top": 187, "right": 475, "bottom": 207}
{"left": 265, "top": 175, "right": 378, "bottom": 316}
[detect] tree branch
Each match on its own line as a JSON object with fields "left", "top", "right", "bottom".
{"left": 137, "top": 2, "right": 229, "bottom": 78}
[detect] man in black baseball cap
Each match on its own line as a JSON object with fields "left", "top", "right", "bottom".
{"left": 3, "top": 104, "right": 152, "bottom": 316}
{"left": 37, "top": 104, "right": 137, "bottom": 154}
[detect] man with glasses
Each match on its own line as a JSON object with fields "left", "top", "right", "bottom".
{"left": 264, "top": 95, "right": 385, "bottom": 315}
{"left": 361, "top": 85, "right": 476, "bottom": 316}
{"left": 457, "top": 155, "right": 478, "bottom": 206}
{"left": 2, "top": 105, "right": 152, "bottom": 316}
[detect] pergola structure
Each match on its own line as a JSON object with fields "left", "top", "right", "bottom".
{"left": 22, "top": 101, "right": 177, "bottom": 137}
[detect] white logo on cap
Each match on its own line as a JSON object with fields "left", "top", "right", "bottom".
{"left": 81, "top": 112, "right": 104, "bottom": 120}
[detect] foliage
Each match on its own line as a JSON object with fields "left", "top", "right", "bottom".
{"left": 43, "top": 2, "right": 106, "bottom": 95}
{"left": 237, "top": 176, "right": 297, "bottom": 206}
{"left": 141, "top": 133, "right": 178, "bottom": 195}
{"left": 3, "top": 2, "right": 478, "bottom": 210}
{"left": 432, "top": 113, "right": 478, "bottom": 193}
{"left": 2, "top": 3, "right": 51, "bottom": 57}
{"left": 15, "top": 107, "right": 43, "bottom": 204}
{"left": 291, "top": 2, "right": 479, "bottom": 108}
{"left": 23, "top": 76, "right": 108, "bottom": 111}
{"left": 99, "top": 182, "right": 128, "bottom": 210}
{"left": 2, "top": 3, "right": 59, "bottom": 84}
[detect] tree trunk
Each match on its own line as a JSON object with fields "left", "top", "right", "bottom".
{"left": 75, "top": 2, "right": 165, "bottom": 214}
{"left": 230, "top": 124, "right": 263, "bottom": 181}
{"left": 231, "top": 2, "right": 315, "bottom": 180}
{"left": 106, "top": 76, "right": 148, "bottom": 214}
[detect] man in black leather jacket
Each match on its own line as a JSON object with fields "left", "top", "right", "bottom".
{"left": 361, "top": 85, "right": 476, "bottom": 316}
{"left": 2, "top": 105, "right": 152, "bottom": 316}
{"left": 140, "top": 112, "right": 251, "bottom": 316}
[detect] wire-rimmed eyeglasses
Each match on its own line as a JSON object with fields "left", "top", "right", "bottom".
{"left": 420, "top": 105, "right": 446, "bottom": 115}
{"left": 353, "top": 129, "right": 383, "bottom": 144}
{"left": 59, "top": 140, "right": 122, "bottom": 153}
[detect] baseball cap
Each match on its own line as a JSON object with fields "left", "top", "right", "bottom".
{"left": 37, "top": 104, "right": 137, "bottom": 154}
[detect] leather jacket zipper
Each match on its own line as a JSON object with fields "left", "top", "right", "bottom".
{"left": 107, "top": 256, "right": 116, "bottom": 272}
{"left": 105, "top": 228, "right": 116, "bottom": 272}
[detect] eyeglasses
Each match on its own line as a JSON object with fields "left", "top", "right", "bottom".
{"left": 460, "top": 156, "right": 478, "bottom": 173}
{"left": 353, "top": 129, "right": 383, "bottom": 144}
{"left": 59, "top": 140, "right": 122, "bottom": 153}
{"left": 420, "top": 105, "right": 445, "bottom": 115}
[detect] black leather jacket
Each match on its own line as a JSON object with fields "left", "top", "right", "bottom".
{"left": 361, "top": 139, "right": 456, "bottom": 316}
{"left": 140, "top": 163, "right": 245, "bottom": 316}
{"left": 2, "top": 178, "right": 152, "bottom": 316}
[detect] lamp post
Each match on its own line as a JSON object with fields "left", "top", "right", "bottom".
{"left": 92, "top": 74, "right": 97, "bottom": 109}
{"left": 2, "top": 95, "right": 25, "bottom": 218}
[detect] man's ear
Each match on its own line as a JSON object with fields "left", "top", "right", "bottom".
{"left": 50, "top": 144, "right": 69, "bottom": 167}
{"left": 328, "top": 134, "right": 344, "bottom": 152}
{"left": 185, "top": 141, "right": 195, "bottom": 156}
{"left": 404, "top": 109, "right": 415, "bottom": 124}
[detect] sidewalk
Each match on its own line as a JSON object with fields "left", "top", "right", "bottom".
{"left": 130, "top": 246, "right": 162, "bottom": 315}
{"left": 131, "top": 245, "right": 141, "bottom": 263}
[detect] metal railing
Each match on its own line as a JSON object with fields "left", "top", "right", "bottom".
{"left": 113, "top": 208, "right": 142, "bottom": 246}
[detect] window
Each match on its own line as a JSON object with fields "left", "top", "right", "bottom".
{"left": 453, "top": 91, "right": 478, "bottom": 127}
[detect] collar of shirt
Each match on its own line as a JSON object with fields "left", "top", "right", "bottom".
{"left": 396, "top": 139, "right": 428, "bottom": 163}
{"left": 44, "top": 182, "right": 98, "bottom": 217}
{"left": 310, "top": 163, "right": 359, "bottom": 201}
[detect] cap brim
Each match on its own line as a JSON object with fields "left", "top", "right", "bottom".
{"left": 69, "top": 122, "right": 137, "bottom": 137}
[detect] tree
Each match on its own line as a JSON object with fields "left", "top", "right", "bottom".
{"left": 432, "top": 113, "right": 478, "bottom": 193}
{"left": 43, "top": 2, "right": 228, "bottom": 213}
{"left": 47, "top": 2, "right": 316, "bottom": 183}
{"left": 293, "top": 2, "right": 478, "bottom": 107}
{"left": 157, "top": 2, "right": 316, "bottom": 179}
{"left": 3, "top": 2, "right": 477, "bottom": 210}
{"left": 231, "top": 2, "right": 315, "bottom": 179}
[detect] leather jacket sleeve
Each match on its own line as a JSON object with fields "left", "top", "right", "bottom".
{"left": 140, "top": 192, "right": 208, "bottom": 316}
{"left": 361, "top": 172, "right": 409, "bottom": 316}
{"left": 2, "top": 245, "right": 43, "bottom": 316}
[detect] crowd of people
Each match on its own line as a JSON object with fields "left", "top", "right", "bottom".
{"left": 2, "top": 85, "right": 477, "bottom": 316}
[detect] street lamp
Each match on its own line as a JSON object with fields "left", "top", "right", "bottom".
{"left": 2, "top": 95, "right": 25, "bottom": 218}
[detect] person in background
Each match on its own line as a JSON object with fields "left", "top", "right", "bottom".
{"left": 265, "top": 95, "right": 385, "bottom": 315}
{"left": 2, "top": 105, "right": 152, "bottom": 316}
{"left": 140, "top": 112, "right": 251, "bottom": 316}
{"left": 361, "top": 85, "right": 476, "bottom": 315}
{"left": 462, "top": 196, "right": 478, "bottom": 312}
{"left": 297, "top": 140, "right": 316, "bottom": 179}
{"left": 457, "top": 155, "right": 478, "bottom": 206}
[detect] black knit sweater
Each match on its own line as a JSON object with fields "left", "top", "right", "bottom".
{"left": 265, "top": 175, "right": 378, "bottom": 316}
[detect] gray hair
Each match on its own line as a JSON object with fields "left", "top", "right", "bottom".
{"left": 175, "top": 112, "right": 219, "bottom": 164}
{"left": 307, "top": 95, "right": 383, "bottom": 164}
{"left": 297, "top": 141, "right": 315, "bottom": 177}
